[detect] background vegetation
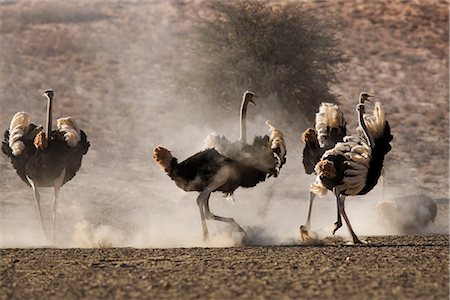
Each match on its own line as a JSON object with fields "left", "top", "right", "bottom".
{"left": 176, "top": 0, "right": 347, "bottom": 124}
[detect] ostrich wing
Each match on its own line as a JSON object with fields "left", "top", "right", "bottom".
{"left": 51, "top": 129, "right": 90, "bottom": 184}
{"left": 2, "top": 123, "right": 42, "bottom": 186}
{"left": 302, "top": 145, "right": 322, "bottom": 174}
{"left": 204, "top": 134, "right": 241, "bottom": 158}
{"left": 205, "top": 133, "right": 275, "bottom": 176}
{"left": 315, "top": 103, "right": 346, "bottom": 150}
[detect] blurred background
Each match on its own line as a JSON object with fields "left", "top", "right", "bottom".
{"left": 0, "top": 0, "right": 448, "bottom": 247}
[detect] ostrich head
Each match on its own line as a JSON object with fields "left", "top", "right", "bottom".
{"left": 356, "top": 92, "right": 373, "bottom": 116}
{"left": 359, "top": 92, "right": 373, "bottom": 104}
{"left": 315, "top": 159, "right": 337, "bottom": 178}
{"left": 301, "top": 128, "right": 318, "bottom": 145}
{"left": 43, "top": 89, "right": 54, "bottom": 99}
{"left": 243, "top": 91, "right": 256, "bottom": 106}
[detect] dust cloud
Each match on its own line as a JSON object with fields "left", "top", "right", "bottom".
{"left": 0, "top": 1, "right": 446, "bottom": 248}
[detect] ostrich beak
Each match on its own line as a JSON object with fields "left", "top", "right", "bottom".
{"left": 366, "top": 94, "right": 374, "bottom": 104}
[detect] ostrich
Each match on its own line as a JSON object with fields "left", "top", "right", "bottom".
{"left": 1, "top": 89, "right": 90, "bottom": 240}
{"left": 301, "top": 92, "right": 393, "bottom": 244}
{"left": 153, "top": 92, "right": 286, "bottom": 241}
{"left": 300, "top": 103, "right": 346, "bottom": 239}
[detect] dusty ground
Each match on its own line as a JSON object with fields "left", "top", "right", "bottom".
{"left": 1, "top": 235, "right": 448, "bottom": 299}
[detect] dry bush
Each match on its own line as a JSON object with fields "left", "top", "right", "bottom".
{"left": 176, "top": 0, "right": 347, "bottom": 123}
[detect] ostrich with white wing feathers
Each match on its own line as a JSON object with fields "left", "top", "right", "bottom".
{"left": 2, "top": 90, "right": 90, "bottom": 241}
{"left": 301, "top": 92, "right": 393, "bottom": 244}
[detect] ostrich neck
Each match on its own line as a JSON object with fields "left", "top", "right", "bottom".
{"left": 45, "top": 96, "right": 53, "bottom": 140}
{"left": 239, "top": 100, "right": 248, "bottom": 143}
{"left": 358, "top": 102, "right": 374, "bottom": 149}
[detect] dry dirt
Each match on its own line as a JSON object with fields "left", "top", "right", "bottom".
{"left": 1, "top": 235, "right": 448, "bottom": 299}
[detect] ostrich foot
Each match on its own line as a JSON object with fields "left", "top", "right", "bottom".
{"left": 240, "top": 232, "right": 249, "bottom": 245}
{"left": 232, "top": 223, "right": 248, "bottom": 245}
{"left": 299, "top": 225, "right": 311, "bottom": 242}
{"left": 352, "top": 236, "right": 364, "bottom": 244}
{"left": 332, "top": 221, "right": 342, "bottom": 235}
{"left": 299, "top": 226, "right": 322, "bottom": 244}
{"left": 235, "top": 224, "right": 247, "bottom": 239}
{"left": 223, "top": 224, "right": 248, "bottom": 245}
{"left": 202, "top": 228, "right": 210, "bottom": 242}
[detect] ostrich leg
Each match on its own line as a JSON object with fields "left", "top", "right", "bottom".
{"left": 339, "top": 196, "right": 363, "bottom": 244}
{"left": 27, "top": 176, "right": 45, "bottom": 236}
{"left": 52, "top": 169, "right": 66, "bottom": 242}
{"left": 332, "top": 187, "right": 344, "bottom": 235}
{"left": 196, "top": 190, "right": 211, "bottom": 241}
{"left": 300, "top": 191, "right": 316, "bottom": 241}
{"left": 204, "top": 197, "right": 246, "bottom": 237}
{"left": 198, "top": 167, "right": 247, "bottom": 240}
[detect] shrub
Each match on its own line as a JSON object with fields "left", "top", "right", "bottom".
{"left": 177, "top": 0, "right": 347, "bottom": 124}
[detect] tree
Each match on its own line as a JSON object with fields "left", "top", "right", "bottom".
{"left": 177, "top": 0, "right": 347, "bottom": 124}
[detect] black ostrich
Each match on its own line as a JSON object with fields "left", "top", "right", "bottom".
{"left": 153, "top": 91, "right": 286, "bottom": 241}
{"left": 301, "top": 92, "right": 393, "bottom": 244}
{"left": 1, "top": 90, "right": 90, "bottom": 240}
{"left": 300, "top": 103, "right": 346, "bottom": 236}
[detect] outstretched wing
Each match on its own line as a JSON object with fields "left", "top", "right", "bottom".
{"left": 2, "top": 112, "right": 42, "bottom": 186}
{"left": 54, "top": 117, "right": 90, "bottom": 184}
{"left": 204, "top": 134, "right": 234, "bottom": 155}
{"left": 240, "top": 121, "right": 287, "bottom": 177}
{"left": 315, "top": 103, "right": 346, "bottom": 150}
{"left": 204, "top": 133, "right": 249, "bottom": 162}
{"left": 266, "top": 120, "right": 287, "bottom": 171}
{"left": 205, "top": 122, "right": 287, "bottom": 177}
{"left": 301, "top": 128, "right": 321, "bottom": 174}
{"left": 301, "top": 103, "right": 346, "bottom": 175}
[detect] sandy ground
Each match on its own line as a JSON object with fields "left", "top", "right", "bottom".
{"left": 0, "top": 235, "right": 448, "bottom": 299}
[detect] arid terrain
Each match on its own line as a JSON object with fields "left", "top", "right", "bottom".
{"left": 0, "top": 0, "right": 448, "bottom": 299}
{"left": 1, "top": 235, "right": 448, "bottom": 299}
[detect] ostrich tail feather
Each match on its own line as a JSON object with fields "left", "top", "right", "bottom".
{"left": 57, "top": 117, "right": 81, "bottom": 147}
{"left": 8, "top": 112, "right": 31, "bottom": 156}
{"left": 153, "top": 145, "right": 174, "bottom": 173}
{"left": 362, "top": 102, "right": 386, "bottom": 140}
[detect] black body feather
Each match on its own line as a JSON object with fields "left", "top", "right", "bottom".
{"left": 357, "top": 121, "right": 393, "bottom": 195}
{"left": 165, "top": 148, "right": 268, "bottom": 194}
{"left": 302, "top": 120, "right": 346, "bottom": 175}
{"left": 302, "top": 143, "right": 323, "bottom": 174}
